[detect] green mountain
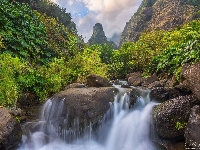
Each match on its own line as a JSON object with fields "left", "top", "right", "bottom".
{"left": 88, "top": 23, "right": 118, "bottom": 49}
{"left": 119, "top": 0, "right": 200, "bottom": 47}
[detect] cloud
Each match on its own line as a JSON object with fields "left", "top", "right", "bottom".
{"left": 52, "top": 0, "right": 143, "bottom": 42}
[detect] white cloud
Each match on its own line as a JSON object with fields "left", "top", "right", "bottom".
{"left": 51, "top": 0, "right": 143, "bottom": 42}
{"left": 50, "top": 0, "right": 59, "bottom": 4}
{"left": 68, "top": 0, "right": 73, "bottom": 5}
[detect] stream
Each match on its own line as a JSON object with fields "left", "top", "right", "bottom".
{"left": 17, "top": 87, "right": 157, "bottom": 150}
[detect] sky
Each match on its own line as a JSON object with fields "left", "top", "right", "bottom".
{"left": 50, "top": 0, "right": 143, "bottom": 42}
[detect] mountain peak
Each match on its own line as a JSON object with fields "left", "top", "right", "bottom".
{"left": 88, "top": 23, "right": 118, "bottom": 49}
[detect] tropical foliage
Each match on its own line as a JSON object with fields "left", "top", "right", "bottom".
{"left": 0, "top": 0, "right": 199, "bottom": 108}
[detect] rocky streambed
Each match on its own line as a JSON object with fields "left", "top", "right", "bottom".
{"left": 1, "top": 62, "right": 200, "bottom": 150}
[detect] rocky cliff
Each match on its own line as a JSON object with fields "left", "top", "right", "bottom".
{"left": 119, "top": 0, "right": 200, "bottom": 46}
{"left": 88, "top": 23, "right": 118, "bottom": 49}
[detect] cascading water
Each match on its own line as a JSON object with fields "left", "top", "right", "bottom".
{"left": 18, "top": 88, "right": 157, "bottom": 150}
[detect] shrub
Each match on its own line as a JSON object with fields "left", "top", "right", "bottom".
{"left": 68, "top": 48, "right": 109, "bottom": 82}
{"left": 149, "top": 20, "right": 200, "bottom": 75}
{"left": 0, "top": 53, "right": 27, "bottom": 107}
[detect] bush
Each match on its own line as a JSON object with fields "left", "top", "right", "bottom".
{"left": 0, "top": 0, "right": 53, "bottom": 64}
{"left": 68, "top": 48, "right": 109, "bottom": 82}
{"left": 40, "top": 14, "right": 84, "bottom": 60}
{"left": 0, "top": 53, "right": 27, "bottom": 107}
{"left": 149, "top": 20, "right": 200, "bottom": 75}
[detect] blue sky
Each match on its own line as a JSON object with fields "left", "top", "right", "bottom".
{"left": 51, "top": 0, "right": 143, "bottom": 42}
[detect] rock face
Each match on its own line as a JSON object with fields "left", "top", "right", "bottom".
{"left": 119, "top": 0, "right": 200, "bottom": 46}
{"left": 181, "top": 62, "right": 200, "bottom": 101}
{"left": 86, "top": 74, "right": 112, "bottom": 87}
{"left": 87, "top": 23, "right": 117, "bottom": 49}
{"left": 0, "top": 107, "right": 22, "bottom": 150}
{"left": 48, "top": 87, "right": 115, "bottom": 132}
{"left": 185, "top": 105, "right": 200, "bottom": 148}
{"left": 150, "top": 87, "right": 181, "bottom": 103}
{"left": 127, "top": 72, "right": 145, "bottom": 86}
{"left": 152, "top": 95, "right": 196, "bottom": 139}
{"left": 88, "top": 23, "right": 107, "bottom": 45}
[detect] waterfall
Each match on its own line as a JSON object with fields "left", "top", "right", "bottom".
{"left": 18, "top": 88, "right": 157, "bottom": 150}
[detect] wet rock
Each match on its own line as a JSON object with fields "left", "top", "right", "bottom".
{"left": 185, "top": 105, "right": 200, "bottom": 148}
{"left": 152, "top": 95, "right": 196, "bottom": 139}
{"left": 127, "top": 72, "right": 145, "bottom": 86}
{"left": 181, "top": 62, "right": 200, "bottom": 101}
{"left": 111, "top": 79, "right": 129, "bottom": 88}
{"left": 129, "top": 87, "right": 150, "bottom": 107}
{"left": 50, "top": 87, "right": 115, "bottom": 131}
{"left": 150, "top": 87, "right": 181, "bottom": 103}
{"left": 86, "top": 74, "right": 112, "bottom": 87}
{"left": 0, "top": 107, "right": 22, "bottom": 150}
{"left": 129, "top": 88, "right": 138, "bottom": 107}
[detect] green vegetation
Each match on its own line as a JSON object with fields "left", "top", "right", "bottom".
{"left": 87, "top": 23, "right": 117, "bottom": 49}
{"left": 0, "top": 0, "right": 199, "bottom": 108}
{"left": 149, "top": 20, "right": 200, "bottom": 75}
{"left": 108, "top": 20, "right": 200, "bottom": 78}
{"left": 15, "top": 0, "right": 77, "bottom": 34}
{"left": 175, "top": 121, "right": 187, "bottom": 130}
{"left": 0, "top": 0, "right": 104, "bottom": 107}
{"left": 0, "top": 0, "right": 50, "bottom": 64}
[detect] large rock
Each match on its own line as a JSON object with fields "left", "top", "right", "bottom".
{"left": 152, "top": 95, "right": 196, "bottom": 139}
{"left": 86, "top": 74, "right": 112, "bottom": 87}
{"left": 185, "top": 105, "right": 200, "bottom": 148}
{"left": 181, "top": 62, "right": 200, "bottom": 101}
{"left": 0, "top": 107, "right": 22, "bottom": 150}
{"left": 42, "top": 87, "right": 115, "bottom": 141}
{"left": 127, "top": 72, "right": 145, "bottom": 86}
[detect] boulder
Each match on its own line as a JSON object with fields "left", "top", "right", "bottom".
{"left": 150, "top": 87, "right": 181, "bottom": 103}
{"left": 185, "top": 105, "right": 200, "bottom": 148}
{"left": 0, "top": 107, "right": 22, "bottom": 150}
{"left": 86, "top": 74, "right": 112, "bottom": 87}
{"left": 42, "top": 87, "right": 115, "bottom": 141}
{"left": 152, "top": 95, "right": 196, "bottom": 139}
{"left": 181, "top": 62, "right": 200, "bottom": 101}
{"left": 127, "top": 72, "right": 145, "bottom": 86}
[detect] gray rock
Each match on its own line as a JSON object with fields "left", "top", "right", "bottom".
{"left": 152, "top": 95, "right": 196, "bottom": 139}
{"left": 0, "top": 107, "right": 22, "bottom": 150}
{"left": 127, "top": 72, "right": 145, "bottom": 86}
{"left": 181, "top": 62, "right": 200, "bottom": 102}
{"left": 86, "top": 74, "right": 112, "bottom": 87}
{"left": 49, "top": 87, "right": 115, "bottom": 133}
{"left": 185, "top": 105, "right": 200, "bottom": 148}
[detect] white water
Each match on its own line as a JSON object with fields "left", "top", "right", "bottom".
{"left": 18, "top": 88, "right": 157, "bottom": 150}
